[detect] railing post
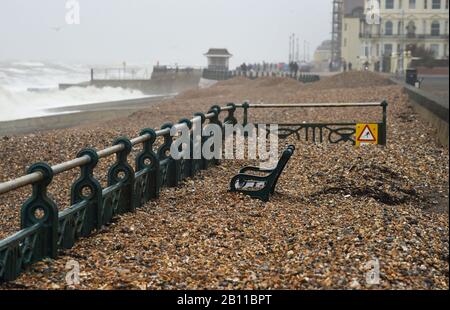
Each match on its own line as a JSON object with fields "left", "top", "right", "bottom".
{"left": 208, "top": 105, "right": 223, "bottom": 166}
{"left": 177, "top": 118, "right": 194, "bottom": 181}
{"left": 193, "top": 113, "right": 208, "bottom": 171}
{"left": 208, "top": 105, "right": 223, "bottom": 128}
{"left": 158, "top": 123, "right": 177, "bottom": 187}
{"left": 224, "top": 103, "right": 238, "bottom": 126}
{"left": 135, "top": 128, "right": 160, "bottom": 201}
{"left": 242, "top": 101, "right": 250, "bottom": 127}
{"left": 380, "top": 100, "right": 388, "bottom": 146}
{"left": 21, "top": 163, "right": 59, "bottom": 261}
{"left": 107, "top": 137, "right": 135, "bottom": 214}
{"left": 71, "top": 148, "right": 103, "bottom": 234}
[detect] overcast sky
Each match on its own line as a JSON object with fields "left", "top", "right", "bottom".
{"left": 0, "top": 0, "right": 332, "bottom": 67}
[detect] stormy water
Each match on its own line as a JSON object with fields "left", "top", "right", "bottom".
{"left": 0, "top": 61, "right": 149, "bottom": 121}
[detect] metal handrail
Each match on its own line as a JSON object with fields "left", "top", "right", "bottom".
{"left": 0, "top": 104, "right": 231, "bottom": 195}
{"left": 236, "top": 102, "right": 385, "bottom": 108}
{"left": 0, "top": 101, "right": 385, "bottom": 195}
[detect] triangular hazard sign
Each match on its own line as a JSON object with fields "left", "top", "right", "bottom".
{"left": 357, "top": 125, "right": 376, "bottom": 142}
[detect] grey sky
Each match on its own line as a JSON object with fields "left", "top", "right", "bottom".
{"left": 0, "top": 0, "right": 332, "bottom": 67}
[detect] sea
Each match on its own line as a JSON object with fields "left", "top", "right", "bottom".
{"left": 0, "top": 61, "right": 149, "bottom": 122}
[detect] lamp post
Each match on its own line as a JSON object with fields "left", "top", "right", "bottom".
{"left": 380, "top": 23, "right": 384, "bottom": 72}
{"left": 289, "top": 34, "right": 292, "bottom": 63}
{"left": 399, "top": 9, "right": 405, "bottom": 75}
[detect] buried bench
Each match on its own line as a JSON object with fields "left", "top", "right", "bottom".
{"left": 229, "top": 145, "right": 295, "bottom": 202}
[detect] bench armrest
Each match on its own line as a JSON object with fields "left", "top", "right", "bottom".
{"left": 239, "top": 166, "right": 274, "bottom": 174}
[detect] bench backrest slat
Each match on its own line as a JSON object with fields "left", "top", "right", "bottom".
{"left": 267, "top": 145, "right": 295, "bottom": 191}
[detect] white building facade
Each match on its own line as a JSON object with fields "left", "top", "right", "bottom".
{"left": 342, "top": 4, "right": 366, "bottom": 70}
{"left": 360, "top": 0, "right": 449, "bottom": 72}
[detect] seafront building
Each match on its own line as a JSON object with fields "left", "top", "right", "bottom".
{"left": 342, "top": 2, "right": 366, "bottom": 70}
{"left": 314, "top": 40, "right": 333, "bottom": 71}
{"left": 202, "top": 48, "right": 233, "bottom": 80}
{"left": 360, "top": 0, "right": 449, "bottom": 72}
{"left": 329, "top": 0, "right": 449, "bottom": 72}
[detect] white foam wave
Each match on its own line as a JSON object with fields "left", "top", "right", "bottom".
{"left": 0, "top": 61, "right": 156, "bottom": 121}
{"left": 11, "top": 61, "right": 46, "bottom": 67}
{"left": 0, "top": 86, "right": 148, "bottom": 121}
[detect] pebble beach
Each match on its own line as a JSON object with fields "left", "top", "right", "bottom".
{"left": 0, "top": 71, "right": 448, "bottom": 290}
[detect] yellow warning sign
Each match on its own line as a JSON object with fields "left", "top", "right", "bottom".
{"left": 355, "top": 124, "right": 378, "bottom": 147}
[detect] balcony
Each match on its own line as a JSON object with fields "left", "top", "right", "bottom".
{"left": 359, "top": 33, "right": 449, "bottom": 40}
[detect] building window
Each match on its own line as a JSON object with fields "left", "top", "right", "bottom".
{"left": 424, "top": 0, "right": 428, "bottom": 8}
{"left": 385, "top": 21, "right": 394, "bottom": 35}
{"left": 444, "top": 44, "right": 448, "bottom": 57}
{"left": 384, "top": 44, "right": 393, "bottom": 56}
{"left": 432, "top": 0, "right": 441, "bottom": 8}
{"left": 407, "top": 21, "right": 416, "bottom": 36}
{"left": 386, "top": 0, "right": 395, "bottom": 9}
{"left": 344, "top": 38, "right": 347, "bottom": 47}
{"left": 431, "top": 21, "right": 441, "bottom": 35}
{"left": 409, "top": 0, "right": 416, "bottom": 8}
{"left": 446, "top": 0, "right": 449, "bottom": 9}
{"left": 430, "top": 44, "right": 440, "bottom": 57}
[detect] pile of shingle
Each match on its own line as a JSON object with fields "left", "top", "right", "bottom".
{"left": 0, "top": 72, "right": 448, "bottom": 290}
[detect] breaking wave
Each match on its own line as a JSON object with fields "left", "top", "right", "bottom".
{"left": 0, "top": 61, "right": 150, "bottom": 121}
{"left": 0, "top": 86, "right": 148, "bottom": 121}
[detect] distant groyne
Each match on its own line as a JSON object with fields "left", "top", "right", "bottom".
{"left": 59, "top": 66, "right": 202, "bottom": 95}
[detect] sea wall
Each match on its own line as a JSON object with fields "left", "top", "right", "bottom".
{"left": 59, "top": 70, "right": 202, "bottom": 95}
{"left": 392, "top": 78, "right": 449, "bottom": 148}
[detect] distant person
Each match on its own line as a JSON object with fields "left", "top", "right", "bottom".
{"left": 241, "top": 63, "right": 247, "bottom": 76}
{"left": 363, "top": 61, "right": 369, "bottom": 71}
{"left": 343, "top": 61, "right": 347, "bottom": 72}
{"left": 293, "top": 62, "right": 299, "bottom": 77}
{"left": 375, "top": 61, "right": 380, "bottom": 72}
{"left": 348, "top": 62, "right": 353, "bottom": 71}
{"left": 329, "top": 61, "right": 333, "bottom": 72}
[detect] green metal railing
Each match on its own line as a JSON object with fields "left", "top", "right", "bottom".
{"left": 0, "top": 101, "right": 387, "bottom": 282}
{"left": 202, "top": 70, "right": 321, "bottom": 83}
{"left": 0, "top": 103, "right": 240, "bottom": 282}
{"left": 240, "top": 101, "right": 388, "bottom": 145}
{"left": 231, "top": 70, "right": 321, "bottom": 83}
